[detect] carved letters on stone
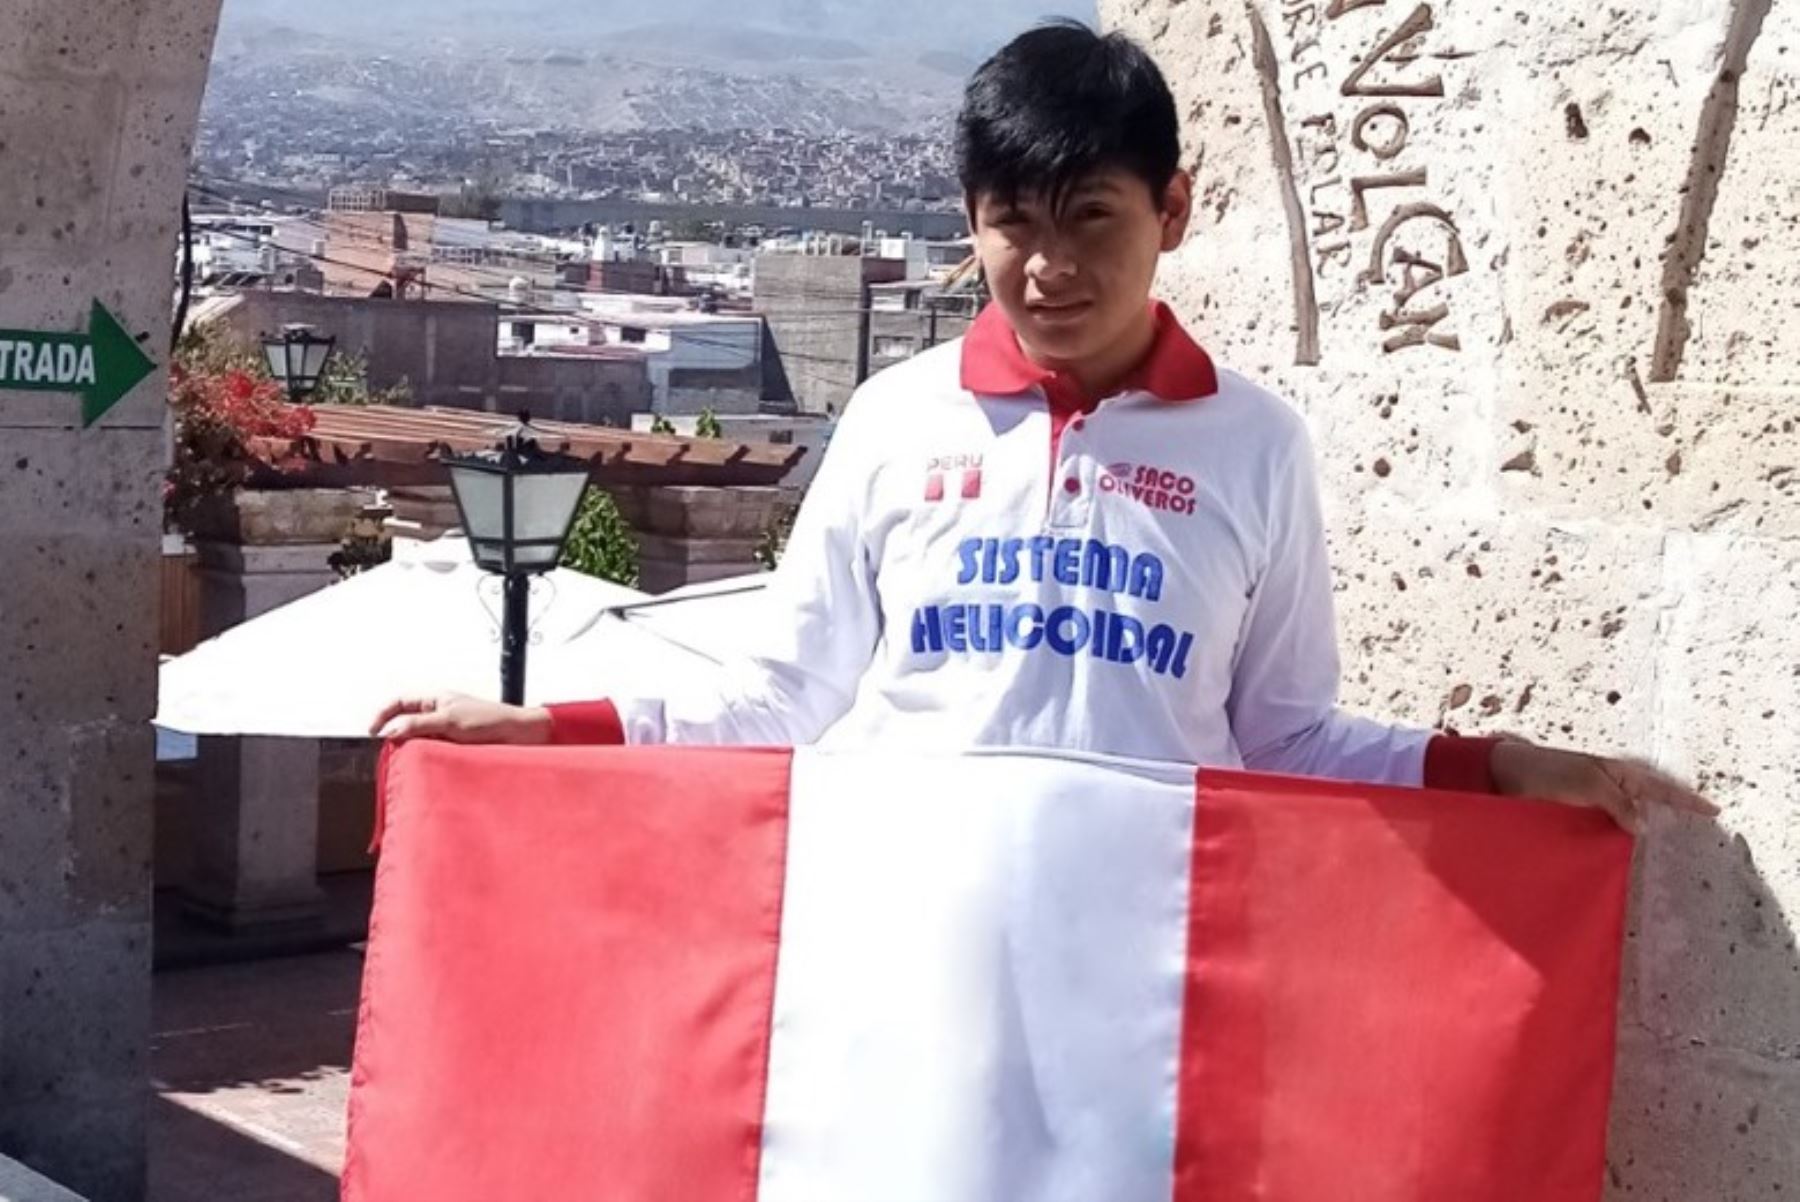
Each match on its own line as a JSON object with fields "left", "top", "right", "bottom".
{"left": 1348, "top": 168, "right": 1429, "bottom": 231}
{"left": 1367, "top": 203, "right": 1469, "bottom": 351}
{"left": 1279, "top": 0, "right": 1469, "bottom": 355}
{"left": 1350, "top": 103, "right": 1411, "bottom": 160}
{"left": 1340, "top": 4, "right": 1445, "bottom": 99}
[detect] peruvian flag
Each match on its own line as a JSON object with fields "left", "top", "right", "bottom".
{"left": 344, "top": 744, "right": 1631, "bottom": 1202}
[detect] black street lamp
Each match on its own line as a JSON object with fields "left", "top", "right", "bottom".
{"left": 444, "top": 416, "right": 592, "bottom": 706}
{"left": 262, "top": 323, "right": 337, "bottom": 402}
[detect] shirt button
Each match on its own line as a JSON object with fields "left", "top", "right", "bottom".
{"left": 1072, "top": 418, "right": 1087, "bottom": 433}
{"left": 1064, "top": 477, "right": 1081, "bottom": 495}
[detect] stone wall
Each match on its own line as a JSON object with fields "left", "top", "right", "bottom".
{"left": 1101, "top": 0, "right": 1799, "bottom": 1192}
{"left": 0, "top": 1, "right": 225, "bottom": 1198}
{"left": 493, "top": 355, "right": 652, "bottom": 427}
{"left": 664, "top": 365, "right": 766, "bottom": 418}
{"left": 221, "top": 292, "right": 500, "bottom": 409}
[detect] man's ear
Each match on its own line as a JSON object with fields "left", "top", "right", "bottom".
{"left": 964, "top": 190, "right": 983, "bottom": 233}
{"left": 1160, "top": 171, "right": 1194, "bottom": 253}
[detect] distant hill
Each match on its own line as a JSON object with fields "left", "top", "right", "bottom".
{"left": 208, "top": 0, "right": 1098, "bottom": 139}
{"left": 218, "top": 0, "right": 1096, "bottom": 58}
{"left": 607, "top": 22, "right": 873, "bottom": 65}
{"left": 918, "top": 50, "right": 980, "bottom": 78}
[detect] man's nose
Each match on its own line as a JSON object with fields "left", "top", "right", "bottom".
{"left": 1027, "top": 233, "right": 1077, "bottom": 283}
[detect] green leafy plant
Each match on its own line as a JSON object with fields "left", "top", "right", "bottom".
{"left": 695, "top": 408, "right": 725, "bottom": 439}
{"left": 754, "top": 500, "right": 800, "bottom": 572}
{"left": 649, "top": 414, "right": 678, "bottom": 436}
{"left": 329, "top": 512, "right": 395, "bottom": 580}
{"left": 315, "top": 349, "right": 413, "bottom": 408}
{"left": 561, "top": 486, "right": 640, "bottom": 588}
{"left": 174, "top": 321, "right": 264, "bottom": 377}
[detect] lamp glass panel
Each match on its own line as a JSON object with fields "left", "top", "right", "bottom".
{"left": 447, "top": 464, "right": 509, "bottom": 571}
{"left": 510, "top": 542, "right": 564, "bottom": 572}
{"left": 264, "top": 342, "right": 293, "bottom": 385}
{"left": 513, "top": 472, "right": 589, "bottom": 541}
{"left": 300, "top": 341, "right": 334, "bottom": 388}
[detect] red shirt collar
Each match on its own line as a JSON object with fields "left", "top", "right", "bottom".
{"left": 959, "top": 300, "right": 1220, "bottom": 408}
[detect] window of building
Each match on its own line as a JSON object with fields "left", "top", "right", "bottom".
{"left": 873, "top": 336, "right": 916, "bottom": 360}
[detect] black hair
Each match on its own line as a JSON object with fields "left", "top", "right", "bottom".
{"left": 957, "top": 21, "right": 1181, "bottom": 217}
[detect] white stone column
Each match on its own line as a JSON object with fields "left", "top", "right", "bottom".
{"left": 1103, "top": 0, "right": 1800, "bottom": 1193}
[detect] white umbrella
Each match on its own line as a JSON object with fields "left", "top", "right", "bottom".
{"left": 607, "top": 573, "right": 772, "bottom": 662}
{"left": 156, "top": 538, "right": 747, "bottom": 740}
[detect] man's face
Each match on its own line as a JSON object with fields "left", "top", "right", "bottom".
{"left": 970, "top": 168, "right": 1192, "bottom": 366}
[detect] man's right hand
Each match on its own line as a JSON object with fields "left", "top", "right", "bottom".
{"left": 370, "top": 694, "right": 555, "bottom": 746}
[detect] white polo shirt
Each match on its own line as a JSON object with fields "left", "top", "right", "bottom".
{"left": 555, "top": 302, "right": 1489, "bottom": 791}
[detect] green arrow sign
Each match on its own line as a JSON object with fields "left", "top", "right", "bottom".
{"left": 0, "top": 301, "right": 157, "bottom": 427}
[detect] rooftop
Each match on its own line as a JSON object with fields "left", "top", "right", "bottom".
{"left": 249, "top": 405, "right": 807, "bottom": 490}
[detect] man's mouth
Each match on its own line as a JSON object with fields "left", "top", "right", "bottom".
{"left": 1027, "top": 299, "right": 1094, "bottom": 317}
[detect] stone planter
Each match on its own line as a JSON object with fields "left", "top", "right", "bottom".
{"left": 183, "top": 486, "right": 374, "bottom": 547}
{"left": 616, "top": 485, "right": 797, "bottom": 595}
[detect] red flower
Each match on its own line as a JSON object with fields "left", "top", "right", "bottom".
{"left": 166, "top": 363, "right": 318, "bottom": 528}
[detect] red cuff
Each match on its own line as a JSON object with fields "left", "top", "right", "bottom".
{"left": 546, "top": 701, "right": 626, "bottom": 746}
{"left": 1424, "top": 735, "right": 1501, "bottom": 794}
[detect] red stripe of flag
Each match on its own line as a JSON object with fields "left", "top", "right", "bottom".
{"left": 1175, "top": 771, "right": 1632, "bottom": 1202}
{"left": 343, "top": 744, "right": 791, "bottom": 1202}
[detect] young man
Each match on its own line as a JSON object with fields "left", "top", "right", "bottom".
{"left": 377, "top": 23, "right": 1712, "bottom": 833}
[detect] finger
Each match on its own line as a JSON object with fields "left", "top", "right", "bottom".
{"left": 1622, "top": 792, "right": 1646, "bottom": 836}
{"left": 1599, "top": 788, "right": 1644, "bottom": 836}
{"left": 377, "top": 712, "right": 446, "bottom": 743}
{"left": 375, "top": 715, "right": 414, "bottom": 742}
{"left": 370, "top": 697, "right": 429, "bottom": 735}
{"left": 1618, "top": 760, "right": 1720, "bottom": 817}
{"left": 372, "top": 697, "right": 445, "bottom": 738}
{"left": 1652, "top": 785, "right": 1720, "bottom": 817}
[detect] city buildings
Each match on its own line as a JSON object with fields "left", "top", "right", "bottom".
{"left": 865, "top": 278, "right": 982, "bottom": 375}
{"left": 185, "top": 184, "right": 981, "bottom": 423}
{"left": 209, "top": 292, "right": 652, "bottom": 426}
{"left": 503, "top": 298, "right": 765, "bottom": 417}
{"left": 752, "top": 244, "right": 911, "bottom": 416}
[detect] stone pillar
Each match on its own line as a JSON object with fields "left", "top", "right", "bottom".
{"left": 1103, "top": 0, "right": 1800, "bottom": 1193}
{"left": 183, "top": 737, "right": 327, "bottom": 932}
{"left": 180, "top": 491, "right": 367, "bottom": 933}
{"left": 0, "top": 2, "right": 223, "bottom": 1198}
{"left": 614, "top": 486, "right": 795, "bottom": 595}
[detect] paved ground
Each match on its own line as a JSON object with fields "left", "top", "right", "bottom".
{"left": 148, "top": 949, "right": 362, "bottom": 1202}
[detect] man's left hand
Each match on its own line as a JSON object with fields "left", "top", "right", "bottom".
{"left": 1489, "top": 740, "right": 1719, "bottom": 835}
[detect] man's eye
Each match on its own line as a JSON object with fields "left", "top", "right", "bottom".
{"left": 1076, "top": 206, "right": 1112, "bottom": 222}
